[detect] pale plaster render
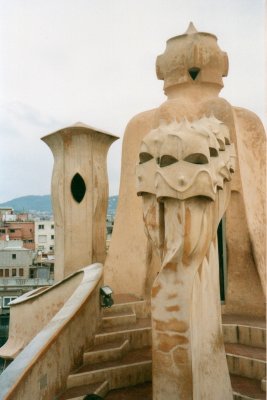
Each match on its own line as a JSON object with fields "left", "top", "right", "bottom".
{"left": 0, "top": 264, "right": 103, "bottom": 400}
{"left": 137, "top": 117, "right": 234, "bottom": 399}
{"left": 42, "top": 123, "right": 118, "bottom": 281}
{"left": 105, "top": 23, "right": 266, "bottom": 318}
{"left": 0, "top": 22, "right": 265, "bottom": 400}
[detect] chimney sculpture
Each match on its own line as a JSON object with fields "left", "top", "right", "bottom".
{"left": 43, "top": 123, "right": 118, "bottom": 281}
{"left": 137, "top": 116, "right": 235, "bottom": 399}
{"left": 135, "top": 22, "right": 260, "bottom": 400}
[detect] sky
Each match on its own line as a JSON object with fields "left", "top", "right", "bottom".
{"left": 0, "top": 0, "right": 265, "bottom": 203}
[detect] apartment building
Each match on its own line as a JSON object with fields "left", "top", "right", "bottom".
{"left": 0, "top": 208, "right": 13, "bottom": 220}
{"left": 0, "top": 209, "right": 35, "bottom": 250}
{"left": 0, "top": 240, "right": 33, "bottom": 278}
{"left": 0, "top": 240, "right": 53, "bottom": 317}
{"left": 0, "top": 222, "right": 35, "bottom": 250}
{"left": 34, "top": 220, "right": 55, "bottom": 254}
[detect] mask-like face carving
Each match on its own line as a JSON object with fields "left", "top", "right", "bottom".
{"left": 136, "top": 117, "right": 235, "bottom": 202}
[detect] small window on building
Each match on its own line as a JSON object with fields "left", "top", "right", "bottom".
{"left": 12, "top": 254, "right": 16, "bottom": 259}
{"left": 0, "top": 269, "right": 3, "bottom": 277}
{"left": 3, "top": 296, "right": 17, "bottom": 308}
{"left": 51, "top": 224, "right": 54, "bottom": 229}
{"left": 12, "top": 268, "right": 16, "bottom": 277}
{"left": 38, "top": 224, "right": 44, "bottom": 230}
{"left": 5, "top": 269, "right": 9, "bottom": 277}
{"left": 49, "top": 246, "right": 54, "bottom": 251}
{"left": 19, "top": 268, "right": 24, "bottom": 277}
{"left": 0, "top": 229, "right": 5, "bottom": 233}
{"left": 51, "top": 235, "right": 54, "bottom": 240}
{"left": 9, "top": 229, "right": 15, "bottom": 233}
{"left": 38, "top": 235, "right": 47, "bottom": 243}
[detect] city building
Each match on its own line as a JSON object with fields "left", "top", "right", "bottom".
{"left": 0, "top": 221, "right": 35, "bottom": 250}
{"left": 0, "top": 208, "right": 13, "bottom": 220}
{"left": 0, "top": 240, "right": 53, "bottom": 318}
{"left": 0, "top": 23, "right": 265, "bottom": 400}
{"left": 0, "top": 209, "right": 35, "bottom": 250}
{"left": 34, "top": 220, "right": 55, "bottom": 254}
{"left": 0, "top": 240, "right": 33, "bottom": 279}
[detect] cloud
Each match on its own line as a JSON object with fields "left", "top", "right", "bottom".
{"left": 0, "top": 0, "right": 265, "bottom": 203}
{"left": 0, "top": 102, "right": 62, "bottom": 202}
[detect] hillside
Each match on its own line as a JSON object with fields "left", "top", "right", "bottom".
{"left": 0, "top": 194, "right": 118, "bottom": 216}
{"left": 0, "top": 195, "right": 52, "bottom": 213}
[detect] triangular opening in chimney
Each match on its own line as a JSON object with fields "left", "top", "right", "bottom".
{"left": 188, "top": 67, "right": 200, "bottom": 80}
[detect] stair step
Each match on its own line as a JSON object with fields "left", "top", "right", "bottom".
{"left": 101, "top": 312, "right": 137, "bottom": 329}
{"left": 87, "top": 340, "right": 124, "bottom": 352}
{"left": 113, "top": 293, "right": 141, "bottom": 303}
{"left": 222, "top": 315, "right": 266, "bottom": 329}
{"left": 226, "top": 343, "right": 266, "bottom": 361}
{"left": 78, "top": 346, "right": 151, "bottom": 374}
{"left": 231, "top": 374, "right": 266, "bottom": 400}
{"left": 103, "top": 298, "right": 150, "bottom": 319}
{"left": 223, "top": 324, "right": 266, "bottom": 349}
{"left": 103, "top": 304, "right": 134, "bottom": 316}
{"left": 97, "top": 317, "right": 151, "bottom": 334}
{"left": 226, "top": 343, "right": 266, "bottom": 380}
{"left": 103, "top": 307, "right": 135, "bottom": 317}
{"left": 101, "top": 375, "right": 267, "bottom": 400}
{"left": 105, "top": 382, "right": 152, "bottom": 400}
{"left": 57, "top": 381, "right": 105, "bottom": 400}
{"left": 67, "top": 347, "right": 152, "bottom": 390}
{"left": 83, "top": 339, "right": 129, "bottom": 365}
{"left": 95, "top": 318, "right": 151, "bottom": 349}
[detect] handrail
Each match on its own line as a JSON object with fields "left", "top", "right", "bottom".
{"left": 0, "top": 263, "right": 103, "bottom": 400}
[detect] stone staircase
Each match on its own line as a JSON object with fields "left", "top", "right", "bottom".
{"left": 57, "top": 295, "right": 151, "bottom": 400}
{"left": 222, "top": 314, "right": 266, "bottom": 400}
{"left": 57, "top": 298, "right": 266, "bottom": 400}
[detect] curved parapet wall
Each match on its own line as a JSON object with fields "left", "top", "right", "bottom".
{"left": 0, "top": 263, "right": 103, "bottom": 400}
{"left": 0, "top": 272, "right": 82, "bottom": 359}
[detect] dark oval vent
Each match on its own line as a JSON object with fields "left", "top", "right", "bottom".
{"left": 184, "top": 153, "right": 208, "bottom": 164}
{"left": 71, "top": 173, "right": 86, "bottom": 203}
{"left": 139, "top": 152, "right": 153, "bottom": 164}
{"left": 160, "top": 155, "right": 178, "bottom": 167}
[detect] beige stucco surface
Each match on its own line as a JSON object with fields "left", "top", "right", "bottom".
{"left": 233, "top": 107, "right": 266, "bottom": 295}
{"left": 105, "top": 110, "right": 159, "bottom": 298}
{"left": 104, "top": 24, "right": 266, "bottom": 320}
{"left": 137, "top": 116, "right": 234, "bottom": 399}
{"left": 0, "top": 271, "right": 82, "bottom": 359}
{"left": 222, "top": 107, "right": 266, "bottom": 316}
{"left": 0, "top": 263, "right": 103, "bottom": 400}
{"left": 43, "top": 123, "right": 117, "bottom": 281}
{"left": 2, "top": 22, "right": 264, "bottom": 400}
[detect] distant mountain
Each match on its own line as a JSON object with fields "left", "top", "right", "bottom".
{"left": 0, "top": 194, "right": 118, "bottom": 215}
{"left": 0, "top": 195, "right": 52, "bottom": 213}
